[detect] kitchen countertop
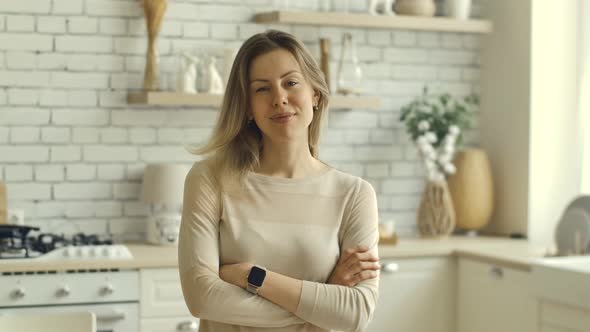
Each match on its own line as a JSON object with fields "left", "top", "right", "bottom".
{"left": 379, "top": 236, "right": 549, "bottom": 271}
{"left": 0, "top": 236, "right": 549, "bottom": 273}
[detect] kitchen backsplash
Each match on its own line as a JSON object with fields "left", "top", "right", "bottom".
{"left": 0, "top": 0, "right": 482, "bottom": 241}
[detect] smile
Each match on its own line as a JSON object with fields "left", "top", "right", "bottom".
{"left": 270, "top": 113, "right": 295, "bottom": 123}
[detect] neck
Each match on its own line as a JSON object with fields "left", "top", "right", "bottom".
{"left": 256, "top": 136, "right": 322, "bottom": 179}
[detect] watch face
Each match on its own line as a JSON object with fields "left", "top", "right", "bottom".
{"left": 247, "top": 266, "right": 266, "bottom": 286}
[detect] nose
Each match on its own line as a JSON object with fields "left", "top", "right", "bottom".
{"left": 271, "top": 86, "right": 288, "bottom": 108}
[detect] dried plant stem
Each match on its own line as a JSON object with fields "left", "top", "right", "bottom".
{"left": 141, "top": 0, "right": 168, "bottom": 91}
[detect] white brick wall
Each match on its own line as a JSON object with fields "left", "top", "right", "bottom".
{"left": 0, "top": 34, "right": 53, "bottom": 51}
{"left": 37, "top": 17, "right": 67, "bottom": 33}
{"left": 0, "top": 0, "right": 51, "bottom": 14}
{"left": 5, "top": 165, "right": 33, "bottom": 181}
{"left": 6, "top": 52, "right": 36, "bottom": 69}
{"left": 35, "top": 165, "right": 65, "bottom": 181}
{"left": 7, "top": 15, "right": 35, "bottom": 32}
{"left": 0, "top": 0, "right": 482, "bottom": 237}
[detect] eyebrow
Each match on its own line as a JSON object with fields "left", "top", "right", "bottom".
{"left": 250, "top": 70, "right": 301, "bottom": 84}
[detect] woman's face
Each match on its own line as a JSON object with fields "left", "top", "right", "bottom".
{"left": 248, "top": 48, "right": 319, "bottom": 143}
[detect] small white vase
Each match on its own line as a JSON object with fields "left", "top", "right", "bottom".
{"left": 176, "top": 53, "right": 199, "bottom": 94}
{"left": 206, "top": 57, "right": 224, "bottom": 95}
{"left": 446, "top": 0, "right": 472, "bottom": 20}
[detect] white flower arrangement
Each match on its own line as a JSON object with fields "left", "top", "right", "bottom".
{"left": 399, "top": 88, "right": 478, "bottom": 182}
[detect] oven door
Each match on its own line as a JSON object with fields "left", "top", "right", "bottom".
{"left": 0, "top": 302, "right": 138, "bottom": 332}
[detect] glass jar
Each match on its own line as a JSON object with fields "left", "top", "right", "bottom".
{"left": 336, "top": 32, "right": 363, "bottom": 95}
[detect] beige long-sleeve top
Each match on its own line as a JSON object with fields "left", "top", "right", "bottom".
{"left": 178, "top": 161, "right": 379, "bottom": 332}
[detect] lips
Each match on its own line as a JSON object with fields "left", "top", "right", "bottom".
{"left": 270, "top": 113, "right": 295, "bottom": 120}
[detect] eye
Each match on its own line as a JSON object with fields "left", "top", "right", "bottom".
{"left": 255, "top": 86, "right": 269, "bottom": 93}
{"left": 287, "top": 80, "right": 299, "bottom": 87}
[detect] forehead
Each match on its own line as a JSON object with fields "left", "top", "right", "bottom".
{"left": 249, "top": 48, "right": 302, "bottom": 80}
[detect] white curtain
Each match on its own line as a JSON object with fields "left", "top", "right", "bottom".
{"left": 580, "top": 0, "right": 590, "bottom": 193}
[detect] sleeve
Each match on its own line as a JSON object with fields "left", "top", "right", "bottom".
{"left": 177, "top": 162, "right": 305, "bottom": 327}
{"left": 293, "top": 179, "right": 380, "bottom": 332}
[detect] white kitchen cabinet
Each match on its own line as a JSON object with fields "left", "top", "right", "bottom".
{"left": 141, "top": 317, "right": 199, "bottom": 332}
{"left": 457, "top": 257, "right": 536, "bottom": 332}
{"left": 140, "top": 268, "right": 199, "bottom": 332}
{"left": 539, "top": 300, "right": 590, "bottom": 332}
{"left": 365, "top": 257, "right": 456, "bottom": 332}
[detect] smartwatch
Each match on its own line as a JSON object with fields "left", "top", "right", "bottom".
{"left": 246, "top": 265, "right": 267, "bottom": 294}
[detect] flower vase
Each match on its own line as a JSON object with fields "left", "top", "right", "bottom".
{"left": 417, "top": 180, "right": 456, "bottom": 237}
{"left": 394, "top": 0, "right": 435, "bottom": 16}
{"left": 447, "top": 148, "right": 494, "bottom": 233}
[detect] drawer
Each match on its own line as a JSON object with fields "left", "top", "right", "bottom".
{"left": 0, "top": 270, "right": 138, "bottom": 307}
{"left": 541, "top": 300, "right": 590, "bottom": 332}
{"left": 141, "top": 316, "right": 199, "bottom": 332}
{"left": 140, "top": 268, "right": 191, "bottom": 318}
{"left": 459, "top": 257, "right": 531, "bottom": 288}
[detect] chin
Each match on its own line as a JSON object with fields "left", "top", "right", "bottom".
{"left": 263, "top": 128, "right": 307, "bottom": 143}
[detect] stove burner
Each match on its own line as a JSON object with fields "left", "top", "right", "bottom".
{"left": 0, "top": 229, "right": 113, "bottom": 259}
{"left": 0, "top": 225, "right": 40, "bottom": 258}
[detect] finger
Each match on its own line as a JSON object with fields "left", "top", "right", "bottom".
{"left": 346, "top": 270, "right": 378, "bottom": 287}
{"left": 349, "top": 261, "right": 381, "bottom": 274}
{"left": 353, "top": 270, "right": 379, "bottom": 285}
{"left": 343, "top": 251, "right": 379, "bottom": 268}
{"left": 339, "top": 245, "right": 369, "bottom": 263}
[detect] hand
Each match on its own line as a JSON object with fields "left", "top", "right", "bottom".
{"left": 219, "top": 263, "right": 253, "bottom": 289}
{"left": 327, "top": 245, "right": 380, "bottom": 287}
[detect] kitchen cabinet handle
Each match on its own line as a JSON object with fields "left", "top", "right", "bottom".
{"left": 100, "top": 284, "right": 114, "bottom": 296}
{"left": 11, "top": 287, "right": 26, "bottom": 299}
{"left": 56, "top": 285, "right": 71, "bottom": 297}
{"left": 381, "top": 262, "right": 399, "bottom": 274}
{"left": 177, "top": 320, "right": 199, "bottom": 332}
{"left": 488, "top": 266, "right": 504, "bottom": 279}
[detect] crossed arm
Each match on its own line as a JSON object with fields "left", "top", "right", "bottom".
{"left": 178, "top": 164, "right": 380, "bottom": 331}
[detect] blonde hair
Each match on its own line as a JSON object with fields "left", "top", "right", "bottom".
{"left": 191, "top": 30, "right": 330, "bottom": 192}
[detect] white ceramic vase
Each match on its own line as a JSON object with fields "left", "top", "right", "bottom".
{"left": 176, "top": 53, "right": 199, "bottom": 94}
{"left": 368, "top": 0, "right": 395, "bottom": 16}
{"left": 446, "top": 0, "right": 472, "bottom": 20}
{"left": 206, "top": 57, "right": 224, "bottom": 95}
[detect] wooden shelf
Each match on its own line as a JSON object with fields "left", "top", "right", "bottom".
{"left": 329, "top": 94, "right": 381, "bottom": 109}
{"left": 127, "top": 91, "right": 381, "bottom": 110}
{"left": 254, "top": 10, "right": 492, "bottom": 34}
{"left": 127, "top": 91, "right": 221, "bottom": 107}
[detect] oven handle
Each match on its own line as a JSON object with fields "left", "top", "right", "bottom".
{"left": 95, "top": 309, "right": 126, "bottom": 322}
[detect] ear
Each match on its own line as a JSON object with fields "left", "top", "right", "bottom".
{"left": 313, "top": 89, "right": 320, "bottom": 106}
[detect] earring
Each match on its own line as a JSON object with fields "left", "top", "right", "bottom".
{"left": 313, "top": 105, "right": 319, "bottom": 112}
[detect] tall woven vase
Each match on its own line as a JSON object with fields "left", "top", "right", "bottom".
{"left": 417, "top": 180, "right": 456, "bottom": 237}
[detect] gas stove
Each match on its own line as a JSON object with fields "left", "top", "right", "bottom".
{"left": 0, "top": 224, "right": 138, "bottom": 332}
{"left": 0, "top": 225, "right": 133, "bottom": 261}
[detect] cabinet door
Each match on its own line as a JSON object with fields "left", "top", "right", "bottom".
{"left": 457, "top": 258, "right": 536, "bottom": 332}
{"left": 140, "top": 268, "right": 192, "bottom": 318}
{"left": 365, "top": 257, "right": 456, "bottom": 332}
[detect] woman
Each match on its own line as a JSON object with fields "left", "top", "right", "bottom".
{"left": 178, "top": 30, "right": 380, "bottom": 332}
